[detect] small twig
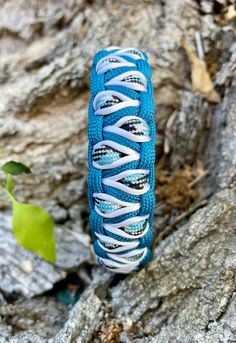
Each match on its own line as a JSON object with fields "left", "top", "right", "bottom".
{"left": 195, "top": 31, "right": 205, "bottom": 63}
{"left": 166, "top": 110, "right": 177, "bottom": 131}
{"left": 164, "top": 111, "right": 177, "bottom": 154}
{"left": 188, "top": 170, "right": 209, "bottom": 188}
{"left": 154, "top": 201, "right": 166, "bottom": 215}
{"left": 154, "top": 199, "right": 208, "bottom": 245}
{"left": 169, "top": 199, "right": 208, "bottom": 227}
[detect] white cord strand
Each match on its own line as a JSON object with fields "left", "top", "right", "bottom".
{"left": 102, "top": 169, "right": 150, "bottom": 195}
{"left": 103, "top": 115, "right": 151, "bottom": 143}
{"left": 92, "top": 140, "right": 140, "bottom": 170}
{"left": 105, "top": 71, "right": 147, "bottom": 92}
{"left": 93, "top": 90, "right": 140, "bottom": 116}
{"left": 96, "top": 55, "right": 136, "bottom": 74}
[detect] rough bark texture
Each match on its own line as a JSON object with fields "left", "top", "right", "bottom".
{"left": 0, "top": 0, "right": 236, "bottom": 342}
{"left": 0, "top": 212, "right": 92, "bottom": 297}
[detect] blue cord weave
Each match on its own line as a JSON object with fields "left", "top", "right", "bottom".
{"left": 88, "top": 47, "right": 156, "bottom": 273}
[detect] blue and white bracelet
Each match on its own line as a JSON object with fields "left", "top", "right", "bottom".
{"left": 88, "top": 47, "right": 156, "bottom": 273}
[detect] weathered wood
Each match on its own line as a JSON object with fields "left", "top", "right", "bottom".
{"left": 0, "top": 296, "right": 68, "bottom": 340}
{"left": 0, "top": 212, "right": 92, "bottom": 297}
{"left": 0, "top": 0, "right": 202, "bottom": 209}
{"left": 0, "top": 0, "right": 236, "bottom": 342}
{"left": 169, "top": 92, "right": 211, "bottom": 170}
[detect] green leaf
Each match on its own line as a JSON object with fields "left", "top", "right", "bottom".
{"left": 0, "top": 161, "right": 31, "bottom": 176}
{"left": 5, "top": 174, "right": 15, "bottom": 193}
{"left": 11, "top": 199, "right": 56, "bottom": 263}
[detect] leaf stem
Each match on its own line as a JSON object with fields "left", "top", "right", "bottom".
{"left": 0, "top": 183, "right": 16, "bottom": 204}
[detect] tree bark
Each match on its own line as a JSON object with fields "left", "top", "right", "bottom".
{"left": 0, "top": 0, "right": 236, "bottom": 342}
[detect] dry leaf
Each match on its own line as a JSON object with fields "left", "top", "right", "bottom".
{"left": 182, "top": 39, "right": 220, "bottom": 104}
{"left": 157, "top": 166, "right": 201, "bottom": 210}
{"left": 100, "top": 320, "right": 122, "bottom": 343}
{"left": 224, "top": 5, "right": 236, "bottom": 22}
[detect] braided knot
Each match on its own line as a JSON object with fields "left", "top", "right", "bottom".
{"left": 88, "top": 47, "right": 156, "bottom": 273}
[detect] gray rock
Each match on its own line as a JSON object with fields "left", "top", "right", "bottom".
{"left": 0, "top": 213, "right": 92, "bottom": 297}
{"left": 0, "top": 0, "right": 236, "bottom": 342}
{"left": 0, "top": 297, "right": 68, "bottom": 340}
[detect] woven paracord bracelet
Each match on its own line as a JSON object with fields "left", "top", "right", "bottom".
{"left": 88, "top": 46, "right": 156, "bottom": 273}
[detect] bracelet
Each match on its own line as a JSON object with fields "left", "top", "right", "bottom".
{"left": 88, "top": 46, "right": 156, "bottom": 273}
